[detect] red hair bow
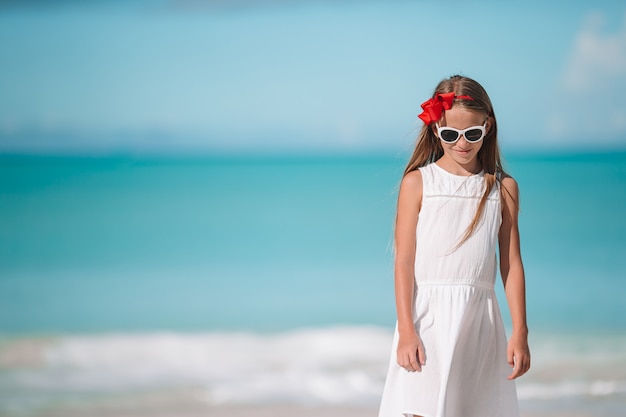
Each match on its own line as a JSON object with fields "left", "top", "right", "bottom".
{"left": 418, "top": 92, "right": 474, "bottom": 125}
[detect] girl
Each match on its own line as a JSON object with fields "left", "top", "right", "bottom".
{"left": 378, "top": 75, "right": 530, "bottom": 417}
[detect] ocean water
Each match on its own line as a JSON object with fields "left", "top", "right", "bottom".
{"left": 0, "top": 152, "right": 625, "bottom": 416}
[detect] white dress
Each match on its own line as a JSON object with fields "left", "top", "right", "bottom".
{"left": 378, "top": 162, "right": 519, "bottom": 417}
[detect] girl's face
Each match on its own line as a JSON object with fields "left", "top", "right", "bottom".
{"left": 434, "top": 106, "right": 489, "bottom": 170}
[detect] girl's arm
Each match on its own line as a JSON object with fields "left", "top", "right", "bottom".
{"left": 499, "top": 176, "right": 531, "bottom": 380}
{"left": 394, "top": 170, "right": 425, "bottom": 372}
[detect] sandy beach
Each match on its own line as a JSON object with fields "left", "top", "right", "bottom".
{"left": 15, "top": 387, "right": 624, "bottom": 417}
{"left": 33, "top": 404, "right": 377, "bottom": 417}
{"left": 22, "top": 403, "right": 619, "bottom": 417}
{"left": 7, "top": 388, "right": 377, "bottom": 417}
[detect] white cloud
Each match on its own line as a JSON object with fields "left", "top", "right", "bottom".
{"left": 550, "top": 12, "right": 626, "bottom": 141}
{"left": 563, "top": 12, "right": 626, "bottom": 93}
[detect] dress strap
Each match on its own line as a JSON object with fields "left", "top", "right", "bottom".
{"left": 417, "top": 164, "right": 435, "bottom": 196}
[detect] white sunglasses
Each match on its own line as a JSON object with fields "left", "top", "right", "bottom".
{"left": 435, "top": 122, "right": 487, "bottom": 143}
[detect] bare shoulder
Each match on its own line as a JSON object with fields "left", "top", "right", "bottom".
{"left": 398, "top": 169, "right": 423, "bottom": 210}
{"left": 500, "top": 174, "right": 520, "bottom": 209}
{"left": 400, "top": 169, "right": 423, "bottom": 191}
{"left": 500, "top": 173, "right": 518, "bottom": 188}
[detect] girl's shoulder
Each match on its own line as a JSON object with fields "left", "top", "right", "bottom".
{"left": 400, "top": 168, "right": 423, "bottom": 191}
{"left": 400, "top": 169, "right": 424, "bottom": 199}
{"left": 499, "top": 173, "right": 519, "bottom": 191}
{"left": 398, "top": 169, "right": 424, "bottom": 213}
{"left": 499, "top": 173, "right": 520, "bottom": 206}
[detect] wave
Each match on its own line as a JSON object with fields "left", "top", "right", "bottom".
{"left": 1, "top": 326, "right": 625, "bottom": 413}
{"left": 518, "top": 380, "right": 626, "bottom": 399}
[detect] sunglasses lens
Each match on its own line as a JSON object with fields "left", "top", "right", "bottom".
{"left": 440, "top": 129, "right": 459, "bottom": 143}
{"left": 464, "top": 128, "right": 484, "bottom": 142}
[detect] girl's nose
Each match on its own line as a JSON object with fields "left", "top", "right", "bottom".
{"left": 457, "top": 134, "right": 469, "bottom": 146}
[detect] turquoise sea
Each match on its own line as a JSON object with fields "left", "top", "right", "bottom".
{"left": 1, "top": 151, "right": 625, "bottom": 416}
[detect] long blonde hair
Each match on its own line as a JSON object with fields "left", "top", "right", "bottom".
{"left": 405, "top": 75, "right": 506, "bottom": 243}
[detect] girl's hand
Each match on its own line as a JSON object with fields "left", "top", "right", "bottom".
{"left": 397, "top": 330, "right": 426, "bottom": 372}
{"left": 507, "top": 332, "right": 530, "bottom": 379}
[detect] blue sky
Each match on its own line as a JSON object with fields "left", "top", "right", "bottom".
{"left": 0, "top": 0, "right": 625, "bottom": 154}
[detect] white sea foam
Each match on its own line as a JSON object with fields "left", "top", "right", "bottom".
{"left": 0, "top": 326, "right": 625, "bottom": 413}
{"left": 518, "top": 380, "right": 626, "bottom": 400}
{"left": 0, "top": 326, "right": 392, "bottom": 409}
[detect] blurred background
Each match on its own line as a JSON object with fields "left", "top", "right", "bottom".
{"left": 0, "top": 1, "right": 625, "bottom": 416}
